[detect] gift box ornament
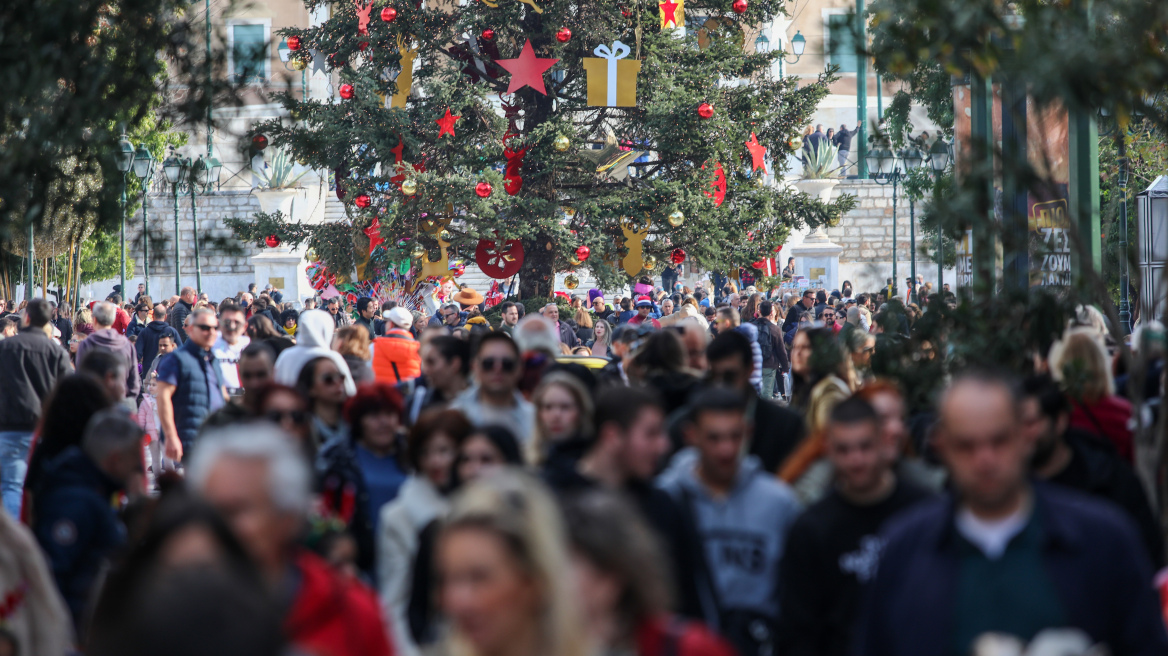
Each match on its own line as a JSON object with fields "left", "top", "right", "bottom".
{"left": 583, "top": 41, "right": 640, "bottom": 107}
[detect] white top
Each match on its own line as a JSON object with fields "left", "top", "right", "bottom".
{"left": 955, "top": 503, "right": 1031, "bottom": 560}
{"left": 211, "top": 335, "right": 251, "bottom": 394}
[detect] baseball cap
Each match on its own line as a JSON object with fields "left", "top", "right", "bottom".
{"left": 386, "top": 306, "right": 414, "bottom": 328}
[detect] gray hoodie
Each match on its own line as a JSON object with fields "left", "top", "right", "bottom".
{"left": 657, "top": 447, "right": 801, "bottom": 622}
{"left": 75, "top": 327, "right": 140, "bottom": 399}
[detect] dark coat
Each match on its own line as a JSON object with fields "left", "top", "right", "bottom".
{"left": 167, "top": 300, "right": 192, "bottom": 341}
{"left": 668, "top": 387, "right": 804, "bottom": 474}
{"left": 853, "top": 483, "right": 1168, "bottom": 656}
{"left": 135, "top": 320, "right": 181, "bottom": 367}
{"left": 0, "top": 328, "right": 71, "bottom": 431}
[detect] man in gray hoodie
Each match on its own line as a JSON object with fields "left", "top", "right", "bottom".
{"left": 657, "top": 388, "right": 802, "bottom": 656}
{"left": 76, "top": 301, "right": 140, "bottom": 410}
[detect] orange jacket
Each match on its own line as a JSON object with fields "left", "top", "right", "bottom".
{"left": 372, "top": 329, "right": 421, "bottom": 383}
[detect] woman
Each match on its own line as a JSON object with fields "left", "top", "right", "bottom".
{"left": 841, "top": 280, "right": 854, "bottom": 299}
{"left": 564, "top": 491, "right": 734, "bottom": 656}
{"left": 436, "top": 471, "right": 587, "bottom": 656}
{"left": 279, "top": 308, "right": 299, "bottom": 336}
{"left": 334, "top": 325, "right": 375, "bottom": 385}
{"left": 588, "top": 317, "right": 612, "bottom": 358}
{"left": 412, "top": 311, "right": 428, "bottom": 337}
{"left": 295, "top": 356, "right": 351, "bottom": 448}
{"left": 1049, "top": 328, "right": 1135, "bottom": 461}
{"left": 574, "top": 308, "right": 595, "bottom": 344}
{"left": 253, "top": 383, "right": 318, "bottom": 461}
{"left": 379, "top": 409, "right": 472, "bottom": 656}
{"left": 247, "top": 314, "right": 294, "bottom": 356}
{"left": 530, "top": 372, "right": 594, "bottom": 463}
{"left": 456, "top": 426, "right": 524, "bottom": 485}
{"left": 628, "top": 330, "right": 700, "bottom": 414}
{"left": 742, "top": 293, "right": 763, "bottom": 322}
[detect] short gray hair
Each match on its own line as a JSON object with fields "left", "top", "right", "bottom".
{"left": 190, "top": 307, "right": 216, "bottom": 324}
{"left": 187, "top": 424, "right": 311, "bottom": 515}
{"left": 542, "top": 303, "right": 559, "bottom": 313}
{"left": 83, "top": 409, "right": 145, "bottom": 463}
{"left": 92, "top": 301, "right": 117, "bottom": 328}
{"left": 442, "top": 303, "right": 460, "bottom": 314}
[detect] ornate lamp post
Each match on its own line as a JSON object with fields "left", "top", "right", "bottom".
{"left": 1118, "top": 156, "right": 1131, "bottom": 334}
{"left": 901, "top": 146, "right": 925, "bottom": 292}
{"left": 162, "top": 148, "right": 189, "bottom": 296}
{"left": 131, "top": 144, "right": 156, "bottom": 297}
{"left": 866, "top": 145, "right": 903, "bottom": 296}
{"left": 775, "top": 30, "right": 806, "bottom": 78}
{"left": 927, "top": 138, "right": 951, "bottom": 293}
{"left": 115, "top": 134, "right": 136, "bottom": 300}
{"left": 186, "top": 154, "right": 222, "bottom": 294}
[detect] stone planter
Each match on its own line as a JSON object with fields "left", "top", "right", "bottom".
{"left": 252, "top": 188, "right": 301, "bottom": 220}
{"left": 792, "top": 178, "right": 840, "bottom": 243}
{"left": 789, "top": 177, "right": 843, "bottom": 290}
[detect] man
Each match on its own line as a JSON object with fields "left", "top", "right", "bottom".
{"left": 143, "top": 332, "right": 178, "bottom": 390}
{"left": 450, "top": 333, "right": 534, "bottom": 441}
{"left": 372, "top": 300, "right": 395, "bottom": 337}
{"left": 203, "top": 342, "right": 277, "bottom": 430}
{"left": 76, "top": 301, "right": 140, "bottom": 409}
{"left": 302, "top": 296, "right": 316, "bottom": 310}
{"left": 818, "top": 305, "right": 842, "bottom": 334}
{"left": 658, "top": 388, "right": 802, "bottom": 656}
{"left": 854, "top": 370, "right": 1168, "bottom": 656}
{"left": 403, "top": 335, "right": 469, "bottom": 424}
{"left": 78, "top": 349, "right": 129, "bottom": 403}
{"left": 679, "top": 317, "right": 710, "bottom": 372}
{"left": 596, "top": 324, "right": 641, "bottom": 386}
{"left": 34, "top": 410, "right": 143, "bottom": 633}
{"left": 591, "top": 295, "right": 614, "bottom": 323}
{"left": 211, "top": 301, "right": 251, "bottom": 397}
{"left": 0, "top": 299, "right": 71, "bottom": 517}
{"left": 628, "top": 296, "right": 661, "bottom": 328}
{"left": 660, "top": 298, "right": 675, "bottom": 318}
{"left": 0, "top": 315, "right": 18, "bottom": 339}
{"left": 354, "top": 297, "right": 377, "bottom": 338}
{"left": 189, "top": 426, "right": 393, "bottom": 656}
{"left": 51, "top": 301, "right": 73, "bottom": 348}
{"left": 325, "top": 297, "right": 345, "bottom": 327}
{"left": 777, "top": 397, "right": 934, "bottom": 656}
{"left": 133, "top": 282, "right": 147, "bottom": 304}
{"left": 440, "top": 302, "right": 463, "bottom": 332}
{"left": 849, "top": 331, "right": 876, "bottom": 382}
{"left": 127, "top": 302, "right": 151, "bottom": 338}
{"left": 498, "top": 301, "right": 520, "bottom": 336}
{"left": 107, "top": 294, "right": 131, "bottom": 334}
{"left": 753, "top": 300, "right": 787, "bottom": 400}
{"left": 806, "top": 124, "right": 828, "bottom": 153}
{"left": 268, "top": 285, "right": 283, "bottom": 305}
{"left": 715, "top": 307, "right": 762, "bottom": 393}
{"left": 701, "top": 330, "right": 804, "bottom": 472}
{"left": 541, "top": 303, "right": 579, "bottom": 347}
{"left": 372, "top": 306, "right": 421, "bottom": 383}
{"left": 1021, "top": 375, "right": 1164, "bottom": 568}
{"left": 156, "top": 307, "right": 228, "bottom": 464}
{"left": 832, "top": 122, "right": 861, "bottom": 172}
{"left": 783, "top": 289, "right": 815, "bottom": 333}
{"left": 168, "top": 287, "right": 196, "bottom": 341}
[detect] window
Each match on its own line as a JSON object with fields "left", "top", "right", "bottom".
{"left": 826, "top": 14, "right": 857, "bottom": 73}
{"left": 231, "top": 22, "right": 268, "bottom": 83}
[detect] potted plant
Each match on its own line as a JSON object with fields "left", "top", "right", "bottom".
{"left": 793, "top": 139, "right": 842, "bottom": 242}
{"left": 252, "top": 148, "right": 310, "bottom": 219}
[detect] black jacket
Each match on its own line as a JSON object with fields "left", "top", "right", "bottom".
{"left": 669, "top": 387, "right": 804, "bottom": 474}
{"left": 135, "top": 320, "right": 181, "bottom": 367}
{"left": 167, "top": 300, "right": 192, "bottom": 341}
{"left": 781, "top": 302, "right": 810, "bottom": 333}
{"left": 0, "top": 328, "right": 71, "bottom": 431}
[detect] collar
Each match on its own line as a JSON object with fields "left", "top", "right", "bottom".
{"left": 932, "top": 482, "right": 1077, "bottom": 554}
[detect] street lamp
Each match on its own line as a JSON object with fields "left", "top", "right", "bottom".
{"left": 1118, "top": 156, "right": 1131, "bottom": 334}
{"left": 131, "top": 144, "right": 156, "bottom": 297}
{"left": 115, "top": 134, "right": 135, "bottom": 301}
{"left": 777, "top": 30, "right": 806, "bottom": 78}
{"left": 928, "top": 138, "right": 951, "bottom": 293}
{"left": 901, "top": 146, "right": 925, "bottom": 298}
{"left": 185, "top": 154, "right": 222, "bottom": 294}
{"left": 867, "top": 145, "right": 903, "bottom": 296}
{"left": 162, "top": 147, "right": 189, "bottom": 296}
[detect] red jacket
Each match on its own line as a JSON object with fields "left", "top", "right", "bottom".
{"left": 1070, "top": 395, "right": 1134, "bottom": 462}
{"left": 286, "top": 551, "right": 394, "bottom": 656}
{"left": 112, "top": 308, "right": 131, "bottom": 335}
{"left": 636, "top": 616, "right": 735, "bottom": 656}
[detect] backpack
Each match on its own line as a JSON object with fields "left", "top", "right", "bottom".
{"left": 752, "top": 318, "right": 775, "bottom": 364}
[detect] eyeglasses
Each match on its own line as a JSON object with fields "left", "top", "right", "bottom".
{"left": 193, "top": 324, "right": 218, "bottom": 332}
{"left": 266, "top": 409, "right": 309, "bottom": 425}
{"left": 480, "top": 357, "right": 517, "bottom": 373}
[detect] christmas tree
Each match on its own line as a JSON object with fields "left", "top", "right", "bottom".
{"left": 231, "top": 0, "right": 854, "bottom": 298}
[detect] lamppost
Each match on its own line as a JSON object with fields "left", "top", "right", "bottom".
{"left": 131, "top": 144, "right": 156, "bottom": 297}
{"left": 186, "top": 154, "right": 222, "bottom": 294}
{"left": 162, "top": 148, "right": 189, "bottom": 296}
{"left": 927, "top": 138, "right": 951, "bottom": 292}
{"left": 1118, "top": 156, "right": 1131, "bottom": 334}
{"left": 902, "top": 146, "right": 924, "bottom": 289}
{"left": 867, "top": 144, "right": 925, "bottom": 298}
{"left": 775, "top": 30, "right": 806, "bottom": 78}
{"left": 115, "top": 134, "right": 135, "bottom": 301}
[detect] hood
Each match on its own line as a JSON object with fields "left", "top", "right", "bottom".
{"left": 657, "top": 446, "right": 766, "bottom": 498}
{"left": 295, "top": 309, "right": 335, "bottom": 348}
{"left": 37, "top": 446, "right": 121, "bottom": 498}
{"left": 145, "top": 320, "right": 171, "bottom": 333}
{"left": 85, "top": 328, "right": 128, "bottom": 349}
{"left": 733, "top": 322, "right": 758, "bottom": 340}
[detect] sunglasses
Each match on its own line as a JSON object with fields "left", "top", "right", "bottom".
{"left": 317, "top": 372, "right": 343, "bottom": 385}
{"left": 266, "top": 409, "right": 309, "bottom": 425}
{"left": 193, "top": 324, "right": 218, "bottom": 332}
{"left": 480, "top": 357, "right": 517, "bottom": 373}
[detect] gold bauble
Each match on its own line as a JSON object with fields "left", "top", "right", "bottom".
{"left": 569, "top": 255, "right": 582, "bottom": 266}
{"left": 553, "top": 135, "right": 571, "bottom": 152}
{"left": 306, "top": 248, "right": 319, "bottom": 263}
{"left": 643, "top": 255, "right": 658, "bottom": 270}
{"left": 401, "top": 179, "right": 417, "bottom": 195}
{"left": 562, "top": 206, "right": 577, "bottom": 218}
{"left": 289, "top": 56, "right": 307, "bottom": 71}
{"left": 564, "top": 273, "right": 580, "bottom": 289}
{"left": 667, "top": 210, "right": 685, "bottom": 227}
{"left": 439, "top": 229, "right": 453, "bottom": 242}
{"left": 411, "top": 244, "right": 426, "bottom": 259}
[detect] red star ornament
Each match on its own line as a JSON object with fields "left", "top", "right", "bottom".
{"left": 435, "top": 108, "right": 461, "bottom": 138}
{"left": 494, "top": 39, "right": 559, "bottom": 95}
{"left": 659, "top": 0, "right": 683, "bottom": 28}
{"left": 364, "top": 216, "right": 385, "bottom": 254}
{"left": 745, "top": 132, "right": 768, "bottom": 174}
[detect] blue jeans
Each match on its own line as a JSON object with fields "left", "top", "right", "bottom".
{"left": 760, "top": 368, "right": 777, "bottom": 401}
{"left": 0, "top": 431, "right": 33, "bottom": 518}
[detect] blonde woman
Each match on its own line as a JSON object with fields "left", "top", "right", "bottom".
{"left": 437, "top": 470, "right": 587, "bottom": 656}
{"left": 1049, "top": 328, "right": 1133, "bottom": 461}
{"left": 333, "top": 324, "right": 374, "bottom": 385}
{"left": 573, "top": 308, "right": 594, "bottom": 344}
{"left": 529, "top": 372, "right": 593, "bottom": 463}
{"left": 589, "top": 318, "right": 612, "bottom": 358}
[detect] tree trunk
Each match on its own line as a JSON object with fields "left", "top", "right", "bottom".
{"left": 518, "top": 232, "right": 555, "bottom": 299}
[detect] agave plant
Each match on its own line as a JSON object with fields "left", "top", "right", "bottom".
{"left": 801, "top": 138, "right": 841, "bottom": 180}
{"left": 254, "top": 148, "right": 310, "bottom": 190}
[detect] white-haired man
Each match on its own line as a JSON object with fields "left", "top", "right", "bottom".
{"left": 190, "top": 426, "right": 393, "bottom": 656}
{"left": 540, "top": 303, "right": 579, "bottom": 347}
{"left": 76, "top": 300, "right": 140, "bottom": 409}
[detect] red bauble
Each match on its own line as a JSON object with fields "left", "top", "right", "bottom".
{"left": 575, "top": 245, "right": 590, "bottom": 262}
{"left": 358, "top": 41, "right": 369, "bottom": 51}
{"left": 752, "top": 260, "right": 765, "bottom": 269}
{"left": 774, "top": 245, "right": 782, "bottom": 252}
{"left": 355, "top": 194, "right": 372, "bottom": 208}
{"left": 252, "top": 134, "right": 268, "bottom": 150}
{"left": 481, "top": 28, "right": 495, "bottom": 41}
{"left": 556, "top": 27, "right": 572, "bottom": 42}
{"left": 339, "top": 83, "right": 355, "bottom": 99}
{"left": 475, "top": 181, "right": 493, "bottom": 197}
{"left": 697, "top": 102, "right": 714, "bottom": 119}
{"left": 671, "top": 248, "right": 686, "bottom": 264}
{"left": 287, "top": 36, "right": 301, "bottom": 51}
{"left": 732, "top": 0, "right": 748, "bottom": 13}
{"left": 380, "top": 6, "right": 397, "bottom": 21}
{"left": 265, "top": 235, "right": 281, "bottom": 248}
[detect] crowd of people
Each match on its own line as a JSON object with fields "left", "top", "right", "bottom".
{"left": 0, "top": 273, "right": 1165, "bottom": 656}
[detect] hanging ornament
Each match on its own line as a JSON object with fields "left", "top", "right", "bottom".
{"left": 252, "top": 134, "right": 269, "bottom": 150}
{"left": 401, "top": 178, "right": 417, "bottom": 195}
{"left": 307, "top": 248, "right": 319, "bottom": 262}
{"left": 569, "top": 254, "right": 582, "bottom": 266}
{"left": 702, "top": 162, "right": 726, "bottom": 207}
{"left": 494, "top": 39, "right": 559, "bottom": 95}
{"left": 475, "top": 235, "right": 525, "bottom": 279}
{"left": 575, "top": 245, "right": 591, "bottom": 262}
{"left": 288, "top": 35, "right": 301, "bottom": 51}
{"left": 621, "top": 217, "right": 649, "bottom": 276}
{"left": 481, "top": 28, "right": 496, "bottom": 41}
{"left": 564, "top": 274, "right": 580, "bottom": 290}
{"left": 697, "top": 102, "right": 714, "bottom": 118}
{"left": 752, "top": 260, "right": 765, "bottom": 269}
{"left": 435, "top": 108, "right": 461, "bottom": 138}
{"left": 355, "top": 194, "right": 372, "bottom": 208}
{"left": 643, "top": 254, "right": 658, "bottom": 270}
{"left": 354, "top": 0, "right": 373, "bottom": 35}
{"left": 359, "top": 41, "right": 369, "bottom": 51}
{"left": 265, "top": 234, "right": 281, "bottom": 248}
{"left": 671, "top": 248, "right": 686, "bottom": 264}
{"left": 388, "top": 36, "right": 417, "bottom": 108}
{"left": 583, "top": 41, "right": 641, "bottom": 107}
{"left": 667, "top": 210, "right": 685, "bottom": 227}
{"left": 439, "top": 229, "right": 453, "bottom": 242}
{"left": 553, "top": 135, "right": 571, "bottom": 152}
{"left": 659, "top": 0, "right": 684, "bottom": 28}
{"left": 745, "top": 132, "right": 768, "bottom": 174}
{"left": 364, "top": 216, "right": 385, "bottom": 254}
{"left": 411, "top": 244, "right": 426, "bottom": 259}
{"left": 502, "top": 130, "right": 528, "bottom": 195}
{"left": 289, "top": 56, "right": 307, "bottom": 71}
{"left": 339, "top": 83, "right": 355, "bottom": 99}
{"left": 732, "top": 0, "right": 748, "bottom": 13}
{"left": 380, "top": 6, "right": 397, "bottom": 21}
{"left": 556, "top": 27, "right": 572, "bottom": 42}
{"left": 475, "top": 181, "right": 493, "bottom": 197}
